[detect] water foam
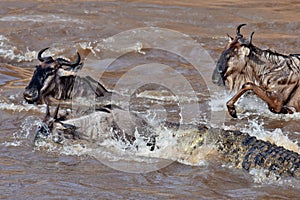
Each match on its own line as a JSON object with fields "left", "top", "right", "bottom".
{"left": 209, "top": 91, "right": 231, "bottom": 112}
{"left": 0, "top": 101, "right": 45, "bottom": 113}
{"left": 3, "top": 116, "right": 41, "bottom": 147}
{"left": 30, "top": 107, "right": 212, "bottom": 172}
{"left": 211, "top": 89, "right": 300, "bottom": 120}
{"left": 0, "top": 14, "right": 83, "bottom": 24}
{"left": 241, "top": 119, "right": 299, "bottom": 153}
{"left": 0, "top": 35, "right": 37, "bottom": 62}
{"left": 249, "top": 168, "right": 300, "bottom": 186}
{"left": 0, "top": 35, "right": 77, "bottom": 63}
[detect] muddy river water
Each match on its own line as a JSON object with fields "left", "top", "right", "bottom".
{"left": 1, "top": 0, "right": 300, "bottom": 199}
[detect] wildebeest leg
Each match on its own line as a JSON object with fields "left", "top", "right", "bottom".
{"left": 226, "top": 82, "right": 289, "bottom": 118}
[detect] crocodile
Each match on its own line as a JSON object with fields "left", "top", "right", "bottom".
{"left": 34, "top": 106, "right": 300, "bottom": 179}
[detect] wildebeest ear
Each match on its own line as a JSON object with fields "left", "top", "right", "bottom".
{"left": 227, "top": 34, "right": 234, "bottom": 43}
{"left": 248, "top": 32, "right": 254, "bottom": 45}
{"left": 57, "top": 68, "right": 77, "bottom": 77}
{"left": 240, "top": 46, "right": 250, "bottom": 56}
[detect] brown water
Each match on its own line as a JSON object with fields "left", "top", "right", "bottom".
{"left": 1, "top": 1, "right": 300, "bottom": 199}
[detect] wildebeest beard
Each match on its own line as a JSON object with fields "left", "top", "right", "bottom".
{"left": 212, "top": 47, "right": 235, "bottom": 86}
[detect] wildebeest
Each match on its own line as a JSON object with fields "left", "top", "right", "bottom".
{"left": 24, "top": 48, "right": 111, "bottom": 104}
{"left": 213, "top": 24, "right": 300, "bottom": 118}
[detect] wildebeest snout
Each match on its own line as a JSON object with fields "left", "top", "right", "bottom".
{"left": 212, "top": 50, "right": 230, "bottom": 86}
{"left": 212, "top": 64, "right": 225, "bottom": 86}
{"left": 23, "top": 86, "right": 39, "bottom": 103}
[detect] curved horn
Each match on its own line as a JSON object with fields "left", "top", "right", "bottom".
{"left": 56, "top": 52, "right": 81, "bottom": 67}
{"left": 236, "top": 24, "right": 246, "bottom": 37}
{"left": 248, "top": 31, "right": 255, "bottom": 45}
{"left": 38, "top": 47, "right": 50, "bottom": 62}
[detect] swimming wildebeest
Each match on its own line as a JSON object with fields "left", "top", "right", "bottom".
{"left": 35, "top": 105, "right": 300, "bottom": 178}
{"left": 23, "top": 48, "right": 111, "bottom": 104}
{"left": 213, "top": 24, "right": 300, "bottom": 118}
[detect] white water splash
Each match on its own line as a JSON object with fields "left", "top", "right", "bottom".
{"left": 241, "top": 119, "right": 299, "bottom": 153}
{"left": 0, "top": 35, "right": 77, "bottom": 63}
{"left": 0, "top": 101, "right": 46, "bottom": 113}
{"left": 3, "top": 116, "right": 41, "bottom": 147}
{"left": 0, "top": 14, "right": 84, "bottom": 24}
{"left": 249, "top": 168, "right": 299, "bottom": 186}
{"left": 30, "top": 107, "right": 213, "bottom": 173}
{"left": 0, "top": 35, "right": 36, "bottom": 62}
{"left": 211, "top": 90, "right": 300, "bottom": 120}
{"left": 209, "top": 91, "right": 231, "bottom": 112}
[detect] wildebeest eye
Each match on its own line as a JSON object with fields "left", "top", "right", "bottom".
{"left": 46, "top": 68, "right": 55, "bottom": 75}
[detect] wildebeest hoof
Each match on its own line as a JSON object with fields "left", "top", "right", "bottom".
{"left": 227, "top": 105, "right": 237, "bottom": 118}
{"left": 281, "top": 106, "right": 295, "bottom": 114}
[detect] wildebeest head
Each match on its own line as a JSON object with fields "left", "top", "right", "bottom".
{"left": 24, "top": 48, "right": 81, "bottom": 103}
{"left": 213, "top": 24, "right": 255, "bottom": 90}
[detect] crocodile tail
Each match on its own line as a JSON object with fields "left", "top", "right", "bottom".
{"left": 216, "top": 130, "right": 300, "bottom": 178}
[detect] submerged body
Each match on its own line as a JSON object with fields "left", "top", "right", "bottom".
{"left": 35, "top": 105, "right": 157, "bottom": 151}
{"left": 35, "top": 106, "right": 300, "bottom": 179}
